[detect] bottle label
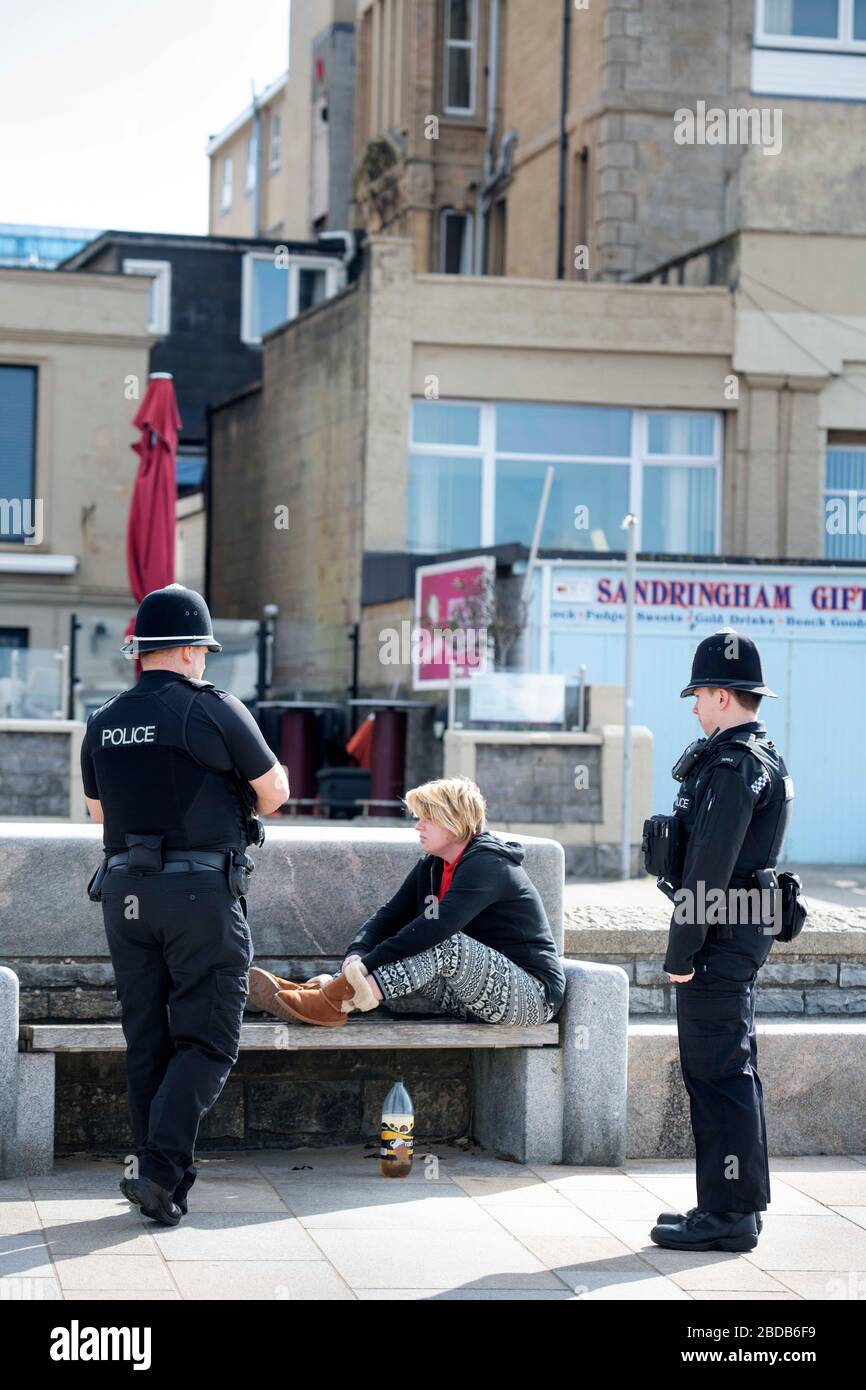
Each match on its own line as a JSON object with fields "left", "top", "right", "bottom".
{"left": 380, "top": 1113, "right": 414, "bottom": 1162}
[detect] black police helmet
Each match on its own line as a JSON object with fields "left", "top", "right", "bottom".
{"left": 121, "top": 584, "right": 222, "bottom": 659}
{"left": 680, "top": 628, "right": 776, "bottom": 698}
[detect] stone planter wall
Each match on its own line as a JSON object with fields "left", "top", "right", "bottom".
{"left": 565, "top": 904, "right": 866, "bottom": 1016}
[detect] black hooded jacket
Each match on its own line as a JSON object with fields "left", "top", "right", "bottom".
{"left": 343, "top": 830, "right": 566, "bottom": 1013}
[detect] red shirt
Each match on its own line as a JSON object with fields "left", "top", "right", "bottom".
{"left": 438, "top": 839, "right": 472, "bottom": 900}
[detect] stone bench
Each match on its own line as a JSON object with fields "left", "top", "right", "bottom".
{"left": 561, "top": 898, "right": 866, "bottom": 1155}
{"left": 0, "top": 825, "right": 629, "bottom": 1176}
{"left": 629, "top": 1018, "right": 866, "bottom": 1156}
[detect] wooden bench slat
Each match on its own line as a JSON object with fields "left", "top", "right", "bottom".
{"left": 19, "top": 1019, "right": 560, "bottom": 1052}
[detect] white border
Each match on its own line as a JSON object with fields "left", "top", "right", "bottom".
{"left": 220, "top": 156, "right": 233, "bottom": 213}
{"left": 823, "top": 443, "right": 866, "bottom": 561}
{"left": 241, "top": 253, "right": 345, "bottom": 345}
{"left": 439, "top": 208, "right": 475, "bottom": 273}
{"left": 122, "top": 259, "right": 172, "bottom": 335}
{"left": 443, "top": 0, "right": 478, "bottom": 115}
{"left": 755, "top": 0, "right": 866, "bottom": 51}
{"left": 408, "top": 399, "right": 724, "bottom": 555}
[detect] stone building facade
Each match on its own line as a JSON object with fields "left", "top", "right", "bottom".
{"left": 351, "top": 0, "right": 866, "bottom": 281}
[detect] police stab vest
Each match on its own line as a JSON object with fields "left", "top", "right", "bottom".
{"left": 87, "top": 677, "right": 249, "bottom": 854}
{"left": 673, "top": 729, "right": 793, "bottom": 883}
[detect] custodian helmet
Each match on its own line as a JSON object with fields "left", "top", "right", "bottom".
{"left": 120, "top": 584, "right": 222, "bottom": 659}
{"left": 680, "top": 628, "right": 776, "bottom": 698}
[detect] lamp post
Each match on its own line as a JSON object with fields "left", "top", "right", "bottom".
{"left": 620, "top": 513, "right": 638, "bottom": 880}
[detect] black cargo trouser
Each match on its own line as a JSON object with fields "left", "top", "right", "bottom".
{"left": 101, "top": 864, "right": 252, "bottom": 1203}
{"left": 675, "top": 920, "right": 775, "bottom": 1215}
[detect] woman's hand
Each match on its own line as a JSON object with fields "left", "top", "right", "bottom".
{"left": 667, "top": 971, "right": 695, "bottom": 983}
{"left": 340, "top": 953, "right": 362, "bottom": 975}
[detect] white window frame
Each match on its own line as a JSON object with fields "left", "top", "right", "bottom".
{"left": 220, "top": 157, "right": 233, "bottom": 213}
{"left": 439, "top": 209, "right": 474, "bottom": 274}
{"left": 443, "top": 0, "right": 478, "bottom": 115}
{"left": 122, "top": 259, "right": 172, "bottom": 335}
{"left": 754, "top": 0, "right": 866, "bottom": 52}
{"left": 240, "top": 253, "right": 345, "bottom": 345}
{"left": 823, "top": 444, "right": 866, "bottom": 558}
{"left": 407, "top": 401, "right": 724, "bottom": 555}
{"left": 269, "top": 112, "right": 281, "bottom": 173}
{"left": 636, "top": 409, "right": 723, "bottom": 555}
{"left": 245, "top": 134, "right": 258, "bottom": 194}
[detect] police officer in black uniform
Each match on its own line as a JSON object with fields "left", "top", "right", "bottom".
{"left": 80, "top": 584, "right": 288, "bottom": 1226}
{"left": 644, "top": 629, "right": 794, "bottom": 1253}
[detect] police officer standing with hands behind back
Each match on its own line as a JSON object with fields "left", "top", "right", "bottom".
{"left": 80, "top": 584, "right": 289, "bottom": 1226}
{"left": 642, "top": 628, "right": 798, "bottom": 1255}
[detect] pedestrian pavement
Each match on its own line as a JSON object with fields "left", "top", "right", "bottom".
{"left": 565, "top": 864, "right": 866, "bottom": 912}
{"left": 2, "top": 1148, "right": 866, "bottom": 1301}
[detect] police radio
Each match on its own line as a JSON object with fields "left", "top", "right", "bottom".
{"left": 642, "top": 727, "right": 721, "bottom": 885}
{"left": 671, "top": 726, "right": 721, "bottom": 781}
{"left": 641, "top": 815, "right": 686, "bottom": 887}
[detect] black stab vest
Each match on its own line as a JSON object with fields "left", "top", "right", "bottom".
{"left": 86, "top": 677, "right": 248, "bottom": 854}
{"left": 672, "top": 729, "right": 793, "bottom": 884}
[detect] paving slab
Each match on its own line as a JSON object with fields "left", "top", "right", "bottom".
{"left": 743, "top": 1213, "right": 866, "bottom": 1273}
{"left": 168, "top": 1260, "right": 355, "bottom": 1300}
{"left": 151, "top": 1212, "right": 325, "bottom": 1262}
{"left": 310, "top": 1226, "right": 568, "bottom": 1291}
{"left": 2, "top": 1149, "right": 864, "bottom": 1300}
{"left": 43, "top": 1217, "right": 159, "bottom": 1257}
{"left": 53, "top": 1254, "right": 176, "bottom": 1293}
{"left": 276, "top": 1181, "right": 505, "bottom": 1231}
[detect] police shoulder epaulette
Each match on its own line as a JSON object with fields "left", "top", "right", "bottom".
{"left": 191, "top": 679, "right": 233, "bottom": 701}
{"left": 88, "top": 691, "right": 123, "bottom": 720}
{"left": 176, "top": 675, "right": 217, "bottom": 691}
{"left": 737, "top": 738, "right": 776, "bottom": 793}
{"left": 712, "top": 742, "right": 751, "bottom": 767}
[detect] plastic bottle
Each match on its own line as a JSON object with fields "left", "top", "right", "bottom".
{"left": 380, "top": 1078, "right": 414, "bottom": 1178}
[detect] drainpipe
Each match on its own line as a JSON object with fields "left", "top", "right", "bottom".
{"left": 556, "top": 0, "right": 572, "bottom": 279}
{"left": 317, "top": 229, "right": 358, "bottom": 289}
{"left": 317, "top": 229, "right": 356, "bottom": 266}
{"left": 251, "top": 82, "right": 263, "bottom": 238}
{"left": 476, "top": 0, "right": 501, "bottom": 274}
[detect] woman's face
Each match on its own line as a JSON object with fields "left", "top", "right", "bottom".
{"left": 415, "top": 816, "right": 461, "bottom": 857}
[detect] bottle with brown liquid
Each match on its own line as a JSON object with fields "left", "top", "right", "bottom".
{"left": 379, "top": 1078, "right": 414, "bottom": 1178}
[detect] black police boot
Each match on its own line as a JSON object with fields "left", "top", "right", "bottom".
{"left": 650, "top": 1209, "right": 758, "bottom": 1252}
{"left": 120, "top": 1176, "right": 183, "bottom": 1227}
{"left": 657, "top": 1205, "right": 763, "bottom": 1233}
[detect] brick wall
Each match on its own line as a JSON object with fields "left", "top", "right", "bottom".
{"left": 0, "top": 732, "right": 69, "bottom": 816}
{"left": 210, "top": 282, "right": 368, "bottom": 693}
{"left": 475, "top": 743, "right": 602, "bottom": 824}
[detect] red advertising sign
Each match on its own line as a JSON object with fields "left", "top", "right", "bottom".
{"left": 412, "top": 556, "right": 494, "bottom": 689}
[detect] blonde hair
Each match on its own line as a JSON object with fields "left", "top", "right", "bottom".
{"left": 403, "top": 776, "right": 487, "bottom": 841}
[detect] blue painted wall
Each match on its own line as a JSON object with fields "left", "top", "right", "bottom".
{"left": 531, "top": 562, "right": 866, "bottom": 864}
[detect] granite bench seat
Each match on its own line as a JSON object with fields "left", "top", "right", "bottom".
{"left": 20, "top": 1018, "right": 561, "bottom": 1051}
{"left": 0, "top": 825, "right": 629, "bottom": 1177}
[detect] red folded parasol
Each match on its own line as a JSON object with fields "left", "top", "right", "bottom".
{"left": 124, "top": 373, "right": 182, "bottom": 669}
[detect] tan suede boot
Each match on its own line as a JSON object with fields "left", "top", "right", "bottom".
{"left": 276, "top": 959, "right": 380, "bottom": 1027}
{"left": 247, "top": 966, "right": 333, "bottom": 1019}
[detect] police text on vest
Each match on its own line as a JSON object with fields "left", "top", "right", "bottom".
{"left": 101, "top": 725, "right": 157, "bottom": 746}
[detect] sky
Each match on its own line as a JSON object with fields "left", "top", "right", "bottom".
{"left": 0, "top": 0, "right": 290, "bottom": 236}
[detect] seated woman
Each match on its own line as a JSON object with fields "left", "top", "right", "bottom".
{"left": 248, "top": 775, "right": 566, "bottom": 1028}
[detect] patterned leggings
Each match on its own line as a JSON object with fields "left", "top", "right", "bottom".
{"left": 370, "top": 932, "right": 556, "bottom": 1025}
